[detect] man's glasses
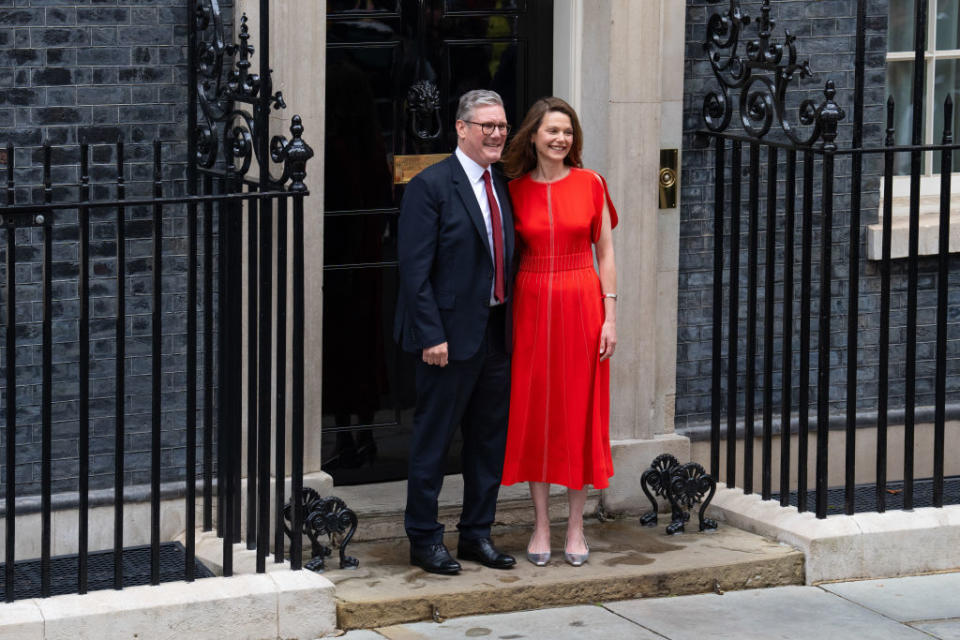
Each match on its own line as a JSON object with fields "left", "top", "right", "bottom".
{"left": 463, "top": 120, "right": 512, "bottom": 135}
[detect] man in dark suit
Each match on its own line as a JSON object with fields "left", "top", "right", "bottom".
{"left": 394, "top": 89, "right": 516, "bottom": 574}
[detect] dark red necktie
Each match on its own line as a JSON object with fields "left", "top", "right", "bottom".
{"left": 482, "top": 170, "right": 506, "bottom": 304}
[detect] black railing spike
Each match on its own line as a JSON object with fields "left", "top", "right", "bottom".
{"left": 885, "top": 96, "right": 896, "bottom": 146}
{"left": 944, "top": 95, "right": 954, "bottom": 138}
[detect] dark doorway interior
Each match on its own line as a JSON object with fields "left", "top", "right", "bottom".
{"left": 322, "top": 1, "right": 553, "bottom": 485}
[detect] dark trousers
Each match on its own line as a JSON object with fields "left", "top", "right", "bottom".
{"left": 405, "top": 305, "right": 510, "bottom": 546}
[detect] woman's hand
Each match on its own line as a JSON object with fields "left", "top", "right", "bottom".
{"left": 599, "top": 320, "right": 617, "bottom": 361}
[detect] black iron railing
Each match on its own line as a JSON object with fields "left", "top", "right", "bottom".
{"left": 0, "top": 0, "right": 311, "bottom": 602}
{"left": 699, "top": 0, "right": 958, "bottom": 518}
{"left": 0, "top": 129, "right": 309, "bottom": 602}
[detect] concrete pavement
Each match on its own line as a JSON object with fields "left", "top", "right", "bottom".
{"left": 338, "top": 570, "right": 960, "bottom": 639}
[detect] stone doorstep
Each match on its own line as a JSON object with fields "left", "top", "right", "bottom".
{"left": 0, "top": 568, "right": 337, "bottom": 640}
{"left": 325, "top": 519, "right": 805, "bottom": 630}
{"left": 706, "top": 484, "right": 960, "bottom": 584}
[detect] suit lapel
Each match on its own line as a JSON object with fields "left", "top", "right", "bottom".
{"left": 450, "top": 155, "right": 493, "bottom": 262}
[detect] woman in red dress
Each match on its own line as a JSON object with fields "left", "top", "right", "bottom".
{"left": 500, "top": 97, "right": 617, "bottom": 566}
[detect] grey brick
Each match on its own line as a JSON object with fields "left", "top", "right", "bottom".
{"left": 0, "top": 87, "right": 40, "bottom": 105}
{"left": 45, "top": 47, "right": 75, "bottom": 65}
{"left": 89, "top": 26, "right": 117, "bottom": 45}
{"left": 45, "top": 7, "right": 76, "bottom": 25}
{"left": 77, "top": 85, "right": 127, "bottom": 105}
{"left": 117, "top": 25, "right": 171, "bottom": 46}
{"left": 131, "top": 45, "right": 153, "bottom": 64}
{"left": 32, "top": 106, "right": 89, "bottom": 125}
{"left": 31, "top": 66, "right": 74, "bottom": 86}
{"left": 117, "top": 66, "right": 169, "bottom": 83}
{"left": 91, "top": 105, "right": 118, "bottom": 124}
{"left": 130, "top": 8, "right": 156, "bottom": 25}
{"left": 30, "top": 26, "right": 89, "bottom": 47}
{"left": 76, "top": 45, "right": 128, "bottom": 65}
{"left": 46, "top": 86, "right": 76, "bottom": 106}
{"left": 0, "top": 48, "right": 40, "bottom": 65}
{"left": 76, "top": 7, "right": 128, "bottom": 25}
{"left": 0, "top": 9, "right": 44, "bottom": 26}
{"left": 119, "top": 104, "right": 171, "bottom": 124}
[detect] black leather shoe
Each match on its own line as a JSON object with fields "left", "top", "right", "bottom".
{"left": 457, "top": 537, "right": 516, "bottom": 569}
{"left": 410, "top": 543, "right": 461, "bottom": 575}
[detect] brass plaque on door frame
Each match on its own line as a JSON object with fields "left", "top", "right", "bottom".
{"left": 393, "top": 153, "right": 448, "bottom": 185}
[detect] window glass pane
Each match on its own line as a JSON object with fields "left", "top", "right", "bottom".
{"left": 933, "top": 59, "right": 960, "bottom": 172}
{"left": 889, "top": 0, "right": 917, "bottom": 52}
{"left": 937, "top": 0, "right": 960, "bottom": 49}
{"left": 886, "top": 60, "right": 927, "bottom": 174}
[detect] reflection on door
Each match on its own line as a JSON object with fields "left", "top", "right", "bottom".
{"left": 323, "top": 0, "right": 553, "bottom": 485}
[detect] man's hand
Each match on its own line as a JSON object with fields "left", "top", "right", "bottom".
{"left": 423, "top": 342, "right": 449, "bottom": 367}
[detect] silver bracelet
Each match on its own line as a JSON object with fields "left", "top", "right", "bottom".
{"left": 602, "top": 293, "right": 617, "bottom": 300}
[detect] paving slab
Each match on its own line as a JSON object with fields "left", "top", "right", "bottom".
{"left": 909, "top": 619, "right": 960, "bottom": 640}
{"left": 821, "top": 572, "right": 960, "bottom": 622}
{"left": 376, "top": 604, "right": 661, "bottom": 640}
{"left": 340, "top": 630, "right": 388, "bottom": 640}
{"left": 326, "top": 519, "right": 804, "bottom": 629}
{"left": 606, "top": 585, "right": 930, "bottom": 640}
{"left": 0, "top": 599, "right": 43, "bottom": 640}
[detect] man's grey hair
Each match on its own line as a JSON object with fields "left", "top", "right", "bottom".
{"left": 456, "top": 89, "right": 504, "bottom": 122}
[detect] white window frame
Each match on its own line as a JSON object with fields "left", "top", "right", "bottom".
{"left": 870, "top": 0, "right": 960, "bottom": 259}
{"left": 886, "top": 0, "right": 960, "bottom": 175}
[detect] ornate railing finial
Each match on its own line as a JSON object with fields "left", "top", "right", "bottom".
{"left": 271, "top": 115, "right": 314, "bottom": 192}
{"left": 817, "top": 80, "right": 845, "bottom": 152}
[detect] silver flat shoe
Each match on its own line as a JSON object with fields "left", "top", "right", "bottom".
{"left": 526, "top": 551, "right": 551, "bottom": 566}
{"left": 564, "top": 536, "right": 589, "bottom": 567}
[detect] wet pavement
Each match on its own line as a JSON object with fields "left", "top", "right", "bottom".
{"left": 337, "top": 571, "right": 960, "bottom": 640}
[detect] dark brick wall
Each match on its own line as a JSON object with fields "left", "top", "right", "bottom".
{"left": 0, "top": 1, "right": 231, "bottom": 498}
{"left": 678, "top": 0, "right": 960, "bottom": 431}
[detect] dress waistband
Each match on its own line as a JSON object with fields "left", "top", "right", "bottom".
{"left": 518, "top": 250, "right": 594, "bottom": 273}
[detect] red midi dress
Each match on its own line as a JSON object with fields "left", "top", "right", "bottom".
{"left": 501, "top": 168, "right": 618, "bottom": 490}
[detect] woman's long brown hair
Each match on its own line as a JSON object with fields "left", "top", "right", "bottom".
{"left": 502, "top": 97, "right": 584, "bottom": 179}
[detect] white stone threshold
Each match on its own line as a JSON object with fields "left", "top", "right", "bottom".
{"left": 0, "top": 563, "right": 336, "bottom": 640}
{"left": 707, "top": 484, "right": 960, "bottom": 584}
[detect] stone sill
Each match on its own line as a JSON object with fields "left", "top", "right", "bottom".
{"left": 866, "top": 213, "right": 960, "bottom": 260}
{"left": 866, "top": 193, "right": 960, "bottom": 260}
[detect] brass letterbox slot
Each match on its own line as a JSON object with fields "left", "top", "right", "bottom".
{"left": 659, "top": 149, "right": 678, "bottom": 209}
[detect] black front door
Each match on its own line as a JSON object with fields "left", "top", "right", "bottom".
{"left": 322, "top": 1, "right": 553, "bottom": 485}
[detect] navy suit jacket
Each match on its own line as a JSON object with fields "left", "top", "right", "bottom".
{"left": 394, "top": 153, "right": 515, "bottom": 361}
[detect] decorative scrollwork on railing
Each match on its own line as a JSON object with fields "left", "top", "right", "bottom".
{"left": 639, "top": 454, "right": 718, "bottom": 535}
{"left": 282, "top": 488, "right": 359, "bottom": 572}
{"left": 193, "top": 3, "right": 305, "bottom": 188}
{"left": 702, "top": 0, "right": 845, "bottom": 147}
